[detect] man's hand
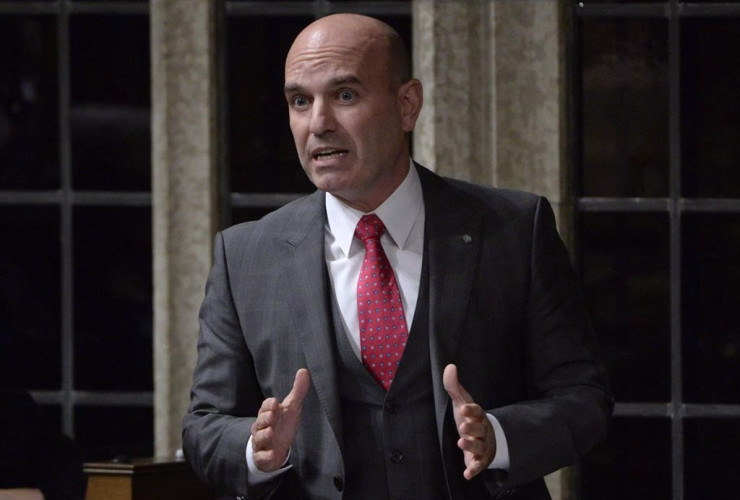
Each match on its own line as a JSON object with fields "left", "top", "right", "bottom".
{"left": 251, "top": 368, "right": 311, "bottom": 473}
{"left": 443, "top": 364, "right": 496, "bottom": 480}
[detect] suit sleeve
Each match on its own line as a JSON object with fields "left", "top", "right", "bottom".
{"left": 182, "top": 232, "right": 282, "bottom": 499}
{"left": 487, "top": 197, "right": 613, "bottom": 488}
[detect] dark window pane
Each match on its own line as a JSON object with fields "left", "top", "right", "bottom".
{"left": 579, "top": 19, "right": 669, "bottom": 197}
{"left": 70, "top": 15, "right": 151, "bottom": 191}
{"left": 685, "top": 419, "right": 740, "bottom": 500}
{"left": 0, "top": 16, "right": 59, "bottom": 190}
{"left": 37, "top": 403, "right": 63, "bottom": 436}
{"left": 0, "top": 206, "right": 61, "bottom": 390}
{"left": 682, "top": 214, "right": 740, "bottom": 404}
{"left": 682, "top": 19, "right": 740, "bottom": 198}
{"left": 228, "top": 16, "right": 314, "bottom": 194}
{"left": 581, "top": 417, "right": 672, "bottom": 499}
{"left": 75, "top": 406, "right": 153, "bottom": 461}
{"left": 579, "top": 214, "right": 670, "bottom": 402}
{"left": 74, "top": 207, "right": 152, "bottom": 391}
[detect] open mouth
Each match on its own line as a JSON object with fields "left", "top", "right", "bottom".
{"left": 313, "top": 150, "right": 348, "bottom": 160}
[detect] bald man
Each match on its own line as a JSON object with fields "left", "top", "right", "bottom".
{"left": 183, "top": 14, "right": 612, "bottom": 500}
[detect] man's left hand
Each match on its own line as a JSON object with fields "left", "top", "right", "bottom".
{"left": 443, "top": 364, "right": 496, "bottom": 480}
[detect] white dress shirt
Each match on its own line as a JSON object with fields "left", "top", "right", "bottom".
{"left": 324, "top": 161, "right": 425, "bottom": 358}
{"left": 247, "top": 162, "right": 509, "bottom": 484}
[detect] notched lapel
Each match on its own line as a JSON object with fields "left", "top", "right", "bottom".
{"left": 280, "top": 193, "right": 344, "bottom": 454}
{"left": 418, "top": 167, "right": 483, "bottom": 444}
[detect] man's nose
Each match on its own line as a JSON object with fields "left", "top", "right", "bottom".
{"left": 308, "top": 99, "right": 336, "bottom": 136}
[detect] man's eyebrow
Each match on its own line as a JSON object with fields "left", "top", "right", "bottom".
{"left": 284, "top": 83, "right": 302, "bottom": 94}
{"left": 331, "top": 75, "right": 363, "bottom": 87}
{"left": 284, "top": 76, "right": 365, "bottom": 95}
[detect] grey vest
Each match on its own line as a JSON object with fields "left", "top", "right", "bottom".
{"left": 330, "top": 260, "right": 450, "bottom": 500}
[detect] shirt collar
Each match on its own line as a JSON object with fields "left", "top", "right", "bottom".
{"left": 326, "top": 159, "right": 423, "bottom": 257}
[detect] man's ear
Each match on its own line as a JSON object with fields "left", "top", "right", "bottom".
{"left": 398, "top": 78, "right": 424, "bottom": 133}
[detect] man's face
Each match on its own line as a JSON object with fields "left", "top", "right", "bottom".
{"left": 284, "top": 24, "right": 413, "bottom": 211}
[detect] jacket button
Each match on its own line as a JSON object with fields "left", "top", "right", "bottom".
{"left": 390, "top": 449, "right": 403, "bottom": 463}
{"left": 333, "top": 475, "right": 344, "bottom": 492}
{"left": 385, "top": 401, "right": 399, "bottom": 414}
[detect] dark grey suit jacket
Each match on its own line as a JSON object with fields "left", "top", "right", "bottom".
{"left": 182, "top": 165, "right": 613, "bottom": 499}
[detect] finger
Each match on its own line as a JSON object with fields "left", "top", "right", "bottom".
{"left": 459, "top": 420, "right": 488, "bottom": 439}
{"left": 458, "top": 436, "right": 486, "bottom": 456}
{"left": 463, "top": 458, "right": 487, "bottom": 480}
{"left": 253, "top": 449, "right": 278, "bottom": 471}
{"left": 257, "top": 397, "right": 279, "bottom": 416}
{"left": 253, "top": 409, "right": 276, "bottom": 431}
{"left": 283, "top": 368, "right": 311, "bottom": 408}
{"left": 251, "top": 416, "right": 272, "bottom": 445}
{"left": 458, "top": 403, "right": 485, "bottom": 421}
{"left": 252, "top": 426, "right": 274, "bottom": 451}
{"left": 443, "top": 364, "right": 473, "bottom": 406}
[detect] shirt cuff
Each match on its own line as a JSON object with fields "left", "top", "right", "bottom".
{"left": 486, "top": 413, "right": 510, "bottom": 471}
{"left": 246, "top": 435, "right": 293, "bottom": 486}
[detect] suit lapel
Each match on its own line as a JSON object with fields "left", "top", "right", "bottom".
{"left": 276, "top": 167, "right": 482, "bottom": 456}
{"left": 417, "top": 166, "right": 482, "bottom": 443}
{"left": 280, "top": 191, "right": 344, "bottom": 454}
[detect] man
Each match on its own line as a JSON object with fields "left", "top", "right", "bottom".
{"left": 183, "top": 14, "right": 612, "bottom": 500}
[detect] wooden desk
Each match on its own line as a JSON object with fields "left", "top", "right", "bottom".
{"left": 84, "top": 457, "right": 219, "bottom": 500}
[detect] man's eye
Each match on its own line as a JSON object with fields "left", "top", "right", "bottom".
{"left": 339, "top": 90, "right": 355, "bottom": 102}
{"left": 293, "top": 96, "right": 308, "bottom": 107}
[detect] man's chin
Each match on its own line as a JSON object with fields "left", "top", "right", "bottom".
{"left": 308, "top": 173, "right": 350, "bottom": 196}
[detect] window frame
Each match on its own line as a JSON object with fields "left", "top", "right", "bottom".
{"left": 0, "top": 0, "right": 153, "bottom": 442}
{"left": 572, "top": 1, "right": 740, "bottom": 498}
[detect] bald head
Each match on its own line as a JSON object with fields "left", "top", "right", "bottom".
{"left": 287, "top": 14, "right": 411, "bottom": 90}
{"left": 283, "top": 13, "right": 423, "bottom": 212}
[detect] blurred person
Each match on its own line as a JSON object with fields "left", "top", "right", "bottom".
{"left": 0, "top": 390, "right": 85, "bottom": 500}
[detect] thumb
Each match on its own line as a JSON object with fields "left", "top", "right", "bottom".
{"left": 283, "top": 368, "right": 311, "bottom": 408}
{"left": 443, "top": 364, "right": 472, "bottom": 406}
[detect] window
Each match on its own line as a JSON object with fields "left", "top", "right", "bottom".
{"left": 0, "top": 0, "right": 152, "bottom": 461}
{"left": 574, "top": 1, "right": 740, "bottom": 498}
{"left": 0, "top": 0, "right": 411, "bottom": 463}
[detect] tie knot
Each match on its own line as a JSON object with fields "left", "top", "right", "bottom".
{"left": 355, "top": 214, "right": 386, "bottom": 244}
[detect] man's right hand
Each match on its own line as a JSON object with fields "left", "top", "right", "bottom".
{"left": 250, "top": 368, "right": 311, "bottom": 473}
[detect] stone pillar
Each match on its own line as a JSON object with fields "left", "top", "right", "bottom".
{"left": 413, "top": 1, "right": 573, "bottom": 498}
{"left": 151, "top": 0, "right": 219, "bottom": 456}
{"left": 413, "top": 0, "right": 572, "bottom": 247}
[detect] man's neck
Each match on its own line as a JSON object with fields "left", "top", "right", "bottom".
{"left": 331, "top": 159, "right": 412, "bottom": 213}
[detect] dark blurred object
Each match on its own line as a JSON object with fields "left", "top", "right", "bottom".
{"left": 0, "top": 389, "right": 85, "bottom": 500}
{"left": 83, "top": 457, "right": 218, "bottom": 500}
{"left": 0, "top": 16, "right": 60, "bottom": 191}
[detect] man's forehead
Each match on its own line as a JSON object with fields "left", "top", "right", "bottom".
{"left": 285, "top": 44, "right": 378, "bottom": 87}
{"left": 287, "top": 51, "right": 360, "bottom": 78}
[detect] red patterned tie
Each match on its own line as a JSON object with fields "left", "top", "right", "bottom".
{"left": 355, "top": 214, "right": 408, "bottom": 390}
